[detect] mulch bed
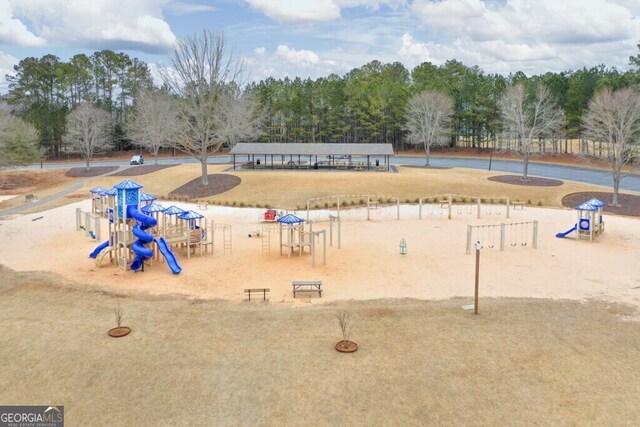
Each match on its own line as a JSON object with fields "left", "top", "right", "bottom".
{"left": 488, "top": 175, "right": 564, "bottom": 187}
{"left": 110, "top": 164, "right": 178, "bottom": 176}
{"left": 65, "top": 166, "right": 119, "bottom": 177}
{"left": 562, "top": 192, "right": 640, "bottom": 217}
{"left": 169, "top": 174, "right": 241, "bottom": 198}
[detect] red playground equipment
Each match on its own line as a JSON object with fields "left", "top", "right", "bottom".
{"left": 261, "top": 209, "right": 282, "bottom": 222}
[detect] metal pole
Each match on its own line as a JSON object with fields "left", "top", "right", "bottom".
{"left": 396, "top": 198, "right": 400, "bottom": 220}
{"left": 367, "top": 195, "right": 371, "bottom": 221}
{"left": 466, "top": 225, "right": 472, "bottom": 255}
{"left": 533, "top": 220, "right": 538, "bottom": 249}
{"left": 419, "top": 198, "right": 422, "bottom": 220}
{"left": 448, "top": 194, "right": 452, "bottom": 220}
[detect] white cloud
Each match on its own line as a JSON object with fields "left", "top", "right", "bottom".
{"left": 276, "top": 45, "right": 320, "bottom": 68}
{"left": 165, "top": 1, "right": 216, "bottom": 15}
{"left": 254, "top": 47, "right": 266, "bottom": 55}
{"left": 246, "top": 0, "right": 341, "bottom": 23}
{"left": 245, "top": 0, "right": 407, "bottom": 23}
{"left": 0, "top": 1, "right": 45, "bottom": 46}
{"left": 406, "top": 0, "right": 640, "bottom": 74}
{"left": 7, "top": 0, "right": 176, "bottom": 53}
{"left": 412, "top": 0, "right": 638, "bottom": 45}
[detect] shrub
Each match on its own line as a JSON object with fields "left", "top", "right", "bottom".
{"left": 538, "top": 200, "right": 543, "bottom": 206}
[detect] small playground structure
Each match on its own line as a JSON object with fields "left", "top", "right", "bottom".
{"left": 260, "top": 209, "right": 284, "bottom": 222}
{"left": 277, "top": 213, "right": 327, "bottom": 267}
{"left": 556, "top": 198, "right": 605, "bottom": 242}
{"left": 466, "top": 221, "right": 538, "bottom": 254}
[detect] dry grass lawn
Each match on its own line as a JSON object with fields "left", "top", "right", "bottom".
{"left": 74, "top": 164, "right": 613, "bottom": 211}
{"left": 1, "top": 267, "right": 638, "bottom": 426}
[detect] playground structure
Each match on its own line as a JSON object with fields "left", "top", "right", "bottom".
{"left": 87, "top": 179, "right": 219, "bottom": 274}
{"left": 556, "top": 198, "right": 605, "bottom": 242}
{"left": 277, "top": 213, "right": 327, "bottom": 267}
{"left": 466, "top": 220, "right": 538, "bottom": 254}
{"left": 418, "top": 194, "right": 513, "bottom": 219}
{"left": 76, "top": 208, "right": 100, "bottom": 240}
{"left": 260, "top": 209, "right": 284, "bottom": 222}
{"left": 305, "top": 193, "right": 515, "bottom": 223}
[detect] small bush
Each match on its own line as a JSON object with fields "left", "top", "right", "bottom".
{"left": 527, "top": 199, "right": 532, "bottom": 204}
{"left": 538, "top": 200, "right": 543, "bottom": 206}
{"left": 265, "top": 203, "right": 271, "bottom": 209}
{"left": 232, "top": 201, "right": 237, "bottom": 206}
{"left": 324, "top": 202, "right": 329, "bottom": 208}
{"left": 239, "top": 202, "right": 246, "bottom": 208}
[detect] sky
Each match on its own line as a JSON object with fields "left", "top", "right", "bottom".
{"left": 1, "top": 0, "right": 640, "bottom": 92}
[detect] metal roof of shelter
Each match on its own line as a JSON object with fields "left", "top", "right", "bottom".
{"left": 140, "top": 192, "right": 157, "bottom": 202}
{"left": 114, "top": 179, "right": 143, "bottom": 190}
{"left": 164, "top": 206, "right": 185, "bottom": 215}
{"left": 90, "top": 186, "right": 108, "bottom": 194}
{"left": 576, "top": 202, "right": 598, "bottom": 211}
{"left": 277, "top": 213, "right": 304, "bottom": 224}
{"left": 141, "top": 202, "right": 165, "bottom": 213}
{"left": 586, "top": 198, "right": 605, "bottom": 207}
{"left": 230, "top": 143, "right": 394, "bottom": 156}
{"left": 179, "top": 210, "right": 204, "bottom": 220}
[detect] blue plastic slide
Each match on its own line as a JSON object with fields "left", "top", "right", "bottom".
{"left": 89, "top": 240, "right": 110, "bottom": 259}
{"left": 127, "top": 205, "right": 157, "bottom": 271}
{"left": 156, "top": 237, "right": 182, "bottom": 274}
{"left": 556, "top": 225, "right": 577, "bottom": 238}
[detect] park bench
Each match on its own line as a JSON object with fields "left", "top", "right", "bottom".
{"left": 197, "top": 202, "right": 208, "bottom": 210}
{"left": 244, "top": 288, "right": 270, "bottom": 301}
{"left": 292, "top": 280, "right": 322, "bottom": 298}
{"left": 511, "top": 201, "right": 526, "bottom": 210}
{"left": 25, "top": 194, "right": 38, "bottom": 202}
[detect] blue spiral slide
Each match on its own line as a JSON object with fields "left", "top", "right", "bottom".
{"left": 127, "top": 205, "right": 181, "bottom": 274}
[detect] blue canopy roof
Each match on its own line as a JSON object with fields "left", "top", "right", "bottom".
{"left": 576, "top": 202, "right": 598, "bottom": 211}
{"left": 141, "top": 202, "right": 165, "bottom": 213}
{"left": 163, "top": 205, "right": 185, "bottom": 215}
{"left": 101, "top": 188, "right": 117, "bottom": 196}
{"left": 90, "top": 186, "right": 108, "bottom": 194}
{"left": 585, "top": 198, "right": 605, "bottom": 207}
{"left": 114, "top": 179, "right": 143, "bottom": 190}
{"left": 140, "top": 192, "right": 157, "bottom": 202}
{"left": 277, "top": 213, "right": 304, "bottom": 224}
{"left": 179, "top": 210, "right": 204, "bottom": 220}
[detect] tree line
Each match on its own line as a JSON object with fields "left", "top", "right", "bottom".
{"left": 251, "top": 60, "right": 639, "bottom": 152}
{"left": 4, "top": 50, "right": 154, "bottom": 157}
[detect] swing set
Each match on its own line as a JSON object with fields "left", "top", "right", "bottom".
{"left": 466, "top": 220, "right": 538, "bottom": 254}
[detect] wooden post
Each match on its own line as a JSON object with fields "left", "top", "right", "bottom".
{"left": 396, "top": 197, "right": 400, "bottom": 220}
{"left": 474, "top": 241, "right": 481, "bottom": 315}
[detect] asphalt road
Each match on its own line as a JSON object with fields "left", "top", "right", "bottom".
{"left": 19, "top": 154, "right": 640, "bottom": 193}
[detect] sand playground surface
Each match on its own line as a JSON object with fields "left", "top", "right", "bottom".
{"left": 1, "top": 199, "right": 639, "bottom": 308}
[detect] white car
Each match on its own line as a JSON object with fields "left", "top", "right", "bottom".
{"left": 130, "top": 155, "right": 144, "bottom": 165}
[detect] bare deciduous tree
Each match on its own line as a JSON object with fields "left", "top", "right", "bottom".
{"left": 160, "top": 30, "right": 244, "bottom": 185}
{"left": 63, "top": 102, "right": 112, "bottom": 170}
{"left": 583, "top": 87, "right": 640, "bottom": 206}
{"left": 336, "top": 310, "right": 354, "bottom": 344}
{"left": 498, "top": 83, "right": 564, "bottom": 180}
{"left": 215, "top": 85, "right": 264, "bottom": 149}
{"left": 405, "top": 91, "right": 454, "bottom": 166}
{"left": 127, "top": 89, "right": 179, "bottom": 164}
{"left": 0, "top": 108, "right": 42, "bottom": 167}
